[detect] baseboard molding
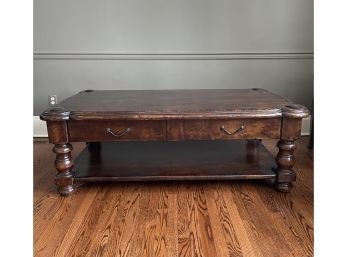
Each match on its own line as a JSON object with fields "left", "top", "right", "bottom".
{"left": 300, "top": 116, "right": 311, "bottom": 136}
{"left": 33, "top": 116, "right": 311, "bottom": 138}
{"left": 33, "top": 116, "right": 47, "bottom": 137}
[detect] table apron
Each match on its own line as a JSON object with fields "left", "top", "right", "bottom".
{"left": 65, "top": 118, "right": 282, "bottom": 142}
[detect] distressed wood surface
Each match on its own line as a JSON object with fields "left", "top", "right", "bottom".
{"left": 68, "top": 120, "right": 167, "bottom": 142}
{"left": 73, "top": 140, "right": 277, "bottom": 182}
{"left": 40, "top": 89, "right": 309, "bottom": 121}
{"left": 34, "top": 137, "right": 313, "bottom": 257}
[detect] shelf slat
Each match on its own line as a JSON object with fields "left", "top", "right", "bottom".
{"left": 74, "top": 140, "right": 277, "bottom": 182}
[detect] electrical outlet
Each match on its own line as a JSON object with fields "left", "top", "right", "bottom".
{"left": 49, "top": 95, "right": 57, "bottom": 106}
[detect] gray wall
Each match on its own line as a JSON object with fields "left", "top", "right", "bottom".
{"left": 34, "top": 0, "right": 313, "bottom": 115}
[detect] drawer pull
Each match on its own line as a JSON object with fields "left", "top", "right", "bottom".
{"left": 106, "top": 127, "right": 131, "bottom": 137}
{"left": 221, "top": 124, "right": 245, "bottom": 135}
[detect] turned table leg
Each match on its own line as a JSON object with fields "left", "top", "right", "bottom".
{"left": 53, "top": 143, "right": 75, "bottom": 196}
{"left": 274, "top": 139, "right": 296, "bottom": 192}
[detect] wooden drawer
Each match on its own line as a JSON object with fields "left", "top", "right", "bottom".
{"left": 68, "top": 120, "right": 166, "bottom": 142}
{"left": 183, "top": 118, "right": 281, "bottom": 140}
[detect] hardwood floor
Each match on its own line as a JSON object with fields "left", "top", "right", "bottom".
{"left": 34, "top": 137, "right": 313, "bottom": 257}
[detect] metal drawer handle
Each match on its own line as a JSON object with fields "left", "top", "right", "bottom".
{"left": 106, "top": 127, "right": 131, "bottom": 137}
{"left": 220, "top": 124, "right": 245, "bottom": 135}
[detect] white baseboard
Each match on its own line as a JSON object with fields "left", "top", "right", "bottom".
{"left": 33, "top": 115, "right": 311, "bottom": 137}
{"left": 33, "top": 116, "right": 48, "bottom": 137}
{"left": 301, "top": 116, "right": 311, "bottom": 136}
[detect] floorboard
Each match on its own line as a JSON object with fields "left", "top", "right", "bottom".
{"left": 34, "top": 137, "right": 313, "bottom": 257}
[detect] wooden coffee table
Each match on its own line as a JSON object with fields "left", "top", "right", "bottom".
{"left": 40, "top": 89, "right": 309, "bottom": 196}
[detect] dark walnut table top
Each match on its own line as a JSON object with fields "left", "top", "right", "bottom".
{"left": 41, "top": 89, "right": 309, "bottom": 121}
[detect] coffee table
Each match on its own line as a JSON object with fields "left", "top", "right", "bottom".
{"left": 40, "top": 89, "right": 309, "bottom": 196}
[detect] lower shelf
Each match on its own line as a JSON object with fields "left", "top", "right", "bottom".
{"left": 74, "top": 140, "right": 277, "bottom": 182}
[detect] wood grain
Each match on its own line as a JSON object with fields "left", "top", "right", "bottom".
{"left": 177, "top": 183, "right": 218, "bottom": 257}
{"left": 68, "top": 120, "right": 166, "bottom": 142}
{"left": 34, "top": 137, "right": 313, "bottom": 257}
{"left": 183, "top": 118, "right": 281, "bottom": 140}
{"left": 40, "top": 89, "right": 309, "bottom": 121}
{"left": 73, "top": 140, "right": 277, "bottom": 182}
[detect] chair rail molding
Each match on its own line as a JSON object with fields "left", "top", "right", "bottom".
{"left": 34, "top": 52, "right": 314, "bottom": 60}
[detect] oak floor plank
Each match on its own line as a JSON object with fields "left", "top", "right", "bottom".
{"left": 34, "top": 182, "right": 94, "bottom": 257}
{"left": 123, "top": 184, "right": 152, "bottom": 257}
{"left": 126, "top": 182, "right": 178, "bottom": 257}
{"left": 177, "top": 183, "right": 200, "bottom": 257}
{"left": 272, "top": 193, "right": 314, "bottom": 257}
{"left": 205, "top": 183, "right": 244, "bottom": 257}
{"left": 230, "top": 185, "right": 290, "bottom": 257}
{"left": 166, "top": 183, "right": 179, "bottom": 257}
{"left": 53, "top": 185, "right": 101, "bottom": 257}
{"left": 192, "top": 184, "right": 218, "bottom": 257}
{"left": 100, "top": 183, "right": 142, "bottom": 257}
{"left": 177, "top": 183, "right": 218, "bottom": 257}
{"left": 255, "top": 185, "right": 309, "bottom": 257}
{"left": 204, "top": 184, "right": 230, "bottom": 257}
{"left": 33, "top": 140, "right": 56, "bottom": 203}
{"left": 263, "top": 139, "right": 314, "bottom": 257}
{"left": 211, "top": 182, "right": 266, "bottom": 257}
{"left": 34, "top": 137, "right": 313, "bottom": 257}
{"left": 85, "top": 184, "right": 126, "bottom": 257}
{"left": 139, "top": 184, "right": 169, "bottom": 257}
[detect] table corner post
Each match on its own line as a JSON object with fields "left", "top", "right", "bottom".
{"left": 53, "top": 143, "right": 75, "bottom": 196}
{"left": 274, "top": 139, "right": 296, "bottom": 192}
{"left": 275, "top": 104, "right": 310, "bottom": 192}
{"left": 43, "top": 108, "right": 75, "bottom": 196}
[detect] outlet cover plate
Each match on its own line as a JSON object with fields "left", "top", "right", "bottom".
{"left": 49, "top": 95, "right": 57, "bottom": 107}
